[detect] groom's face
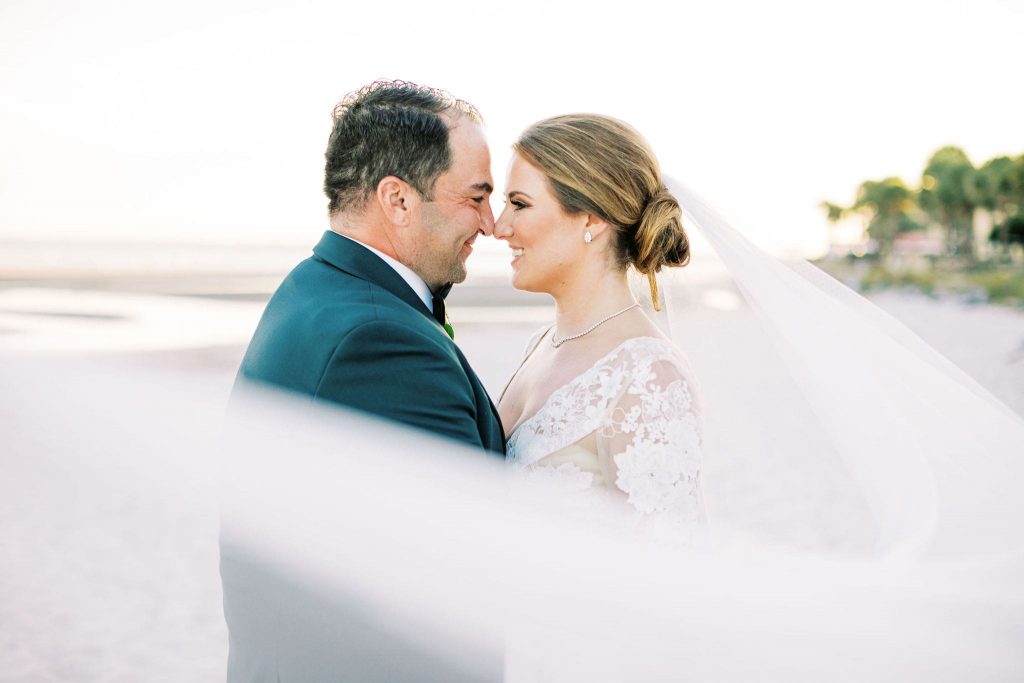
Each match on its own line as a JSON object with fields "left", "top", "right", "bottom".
{"left": 409, "top": 118, "right": 494, "bottom": 291}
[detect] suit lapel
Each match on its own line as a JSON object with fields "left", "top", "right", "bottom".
{"left": 313, "top": 230, "right": 506, "bottom": 451}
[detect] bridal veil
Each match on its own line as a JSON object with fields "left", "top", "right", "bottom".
{"left": 5, "top": 181, "right": 1023, "bottom": 681}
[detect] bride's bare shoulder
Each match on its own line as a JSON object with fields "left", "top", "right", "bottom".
{"left": 521, "top": 324, "right": 553, "bottom": 359}
{"left": 596, "top": 309, "right": 676, "bottom": 355}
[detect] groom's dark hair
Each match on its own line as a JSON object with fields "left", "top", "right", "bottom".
{"left": 324, "top": 80, "right": 483, "bottom": 215}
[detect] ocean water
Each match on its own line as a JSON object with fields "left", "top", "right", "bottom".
{"left": 0, "top": 239, "right": 516, "bottom": 278}
{"left": 0, "top": 239, "right": 740, "bottom": 355}
{"left": 3, "top": 240, "right": 1020, "bottom": 419}
{"left": 0, "top": 239, "right": 515, "bottom": 354}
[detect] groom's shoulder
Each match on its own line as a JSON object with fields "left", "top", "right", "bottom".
{"left": 283, "top": 253, "right": 384, "bottom": 299}
{"left": 240, "top": 255, "right": 445, "bottom": 392}
{"left": 265, "top": 255, "right": 431, "bottom": 334}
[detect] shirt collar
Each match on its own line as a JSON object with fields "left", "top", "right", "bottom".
{"left": 337, "top": 234, "right": 433, "bottom": 310}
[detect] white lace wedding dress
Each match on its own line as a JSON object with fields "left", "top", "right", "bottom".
{"left": 504, "top": 329, "right": 707, "bottom": 546}
{"left": 502, "top": 329, "right": 707, "bottom": 682}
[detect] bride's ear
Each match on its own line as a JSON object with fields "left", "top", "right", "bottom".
{"left": 583, "top": 213, "right": 612, "bottom": 242}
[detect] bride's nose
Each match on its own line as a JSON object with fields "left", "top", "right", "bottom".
{"left": 494, "top": 205, "right": 513, "bottom": 241}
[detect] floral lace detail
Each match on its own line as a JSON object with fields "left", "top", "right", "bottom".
{"left": 507, "top": 336, "right": 704, "bottom": 538}
{"left": 506, "top": 351, "right": 630, "bottom": 468}
{"left": 605, "top": 375, "right": 701, "bottom": 516}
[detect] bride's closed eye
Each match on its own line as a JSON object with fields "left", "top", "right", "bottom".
{"left": 505, "top": 198, "right": 528, "bottom": 211}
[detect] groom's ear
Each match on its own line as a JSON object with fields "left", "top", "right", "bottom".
{"left": 375, "top": 176, "right": 418, "bottom": 226}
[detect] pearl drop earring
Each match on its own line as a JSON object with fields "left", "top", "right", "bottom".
{"left": 584, "top": 230, "right": 593, "bottom": 244}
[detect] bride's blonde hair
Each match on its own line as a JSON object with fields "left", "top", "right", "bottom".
{"left": 513, "top": 114, "right": 690, "bottom": 308}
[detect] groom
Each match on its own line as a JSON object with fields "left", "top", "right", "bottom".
{"left": 224, "top": 81, "right": 505, "bottom": 683}
{"left": 236, "top": 80, "right": 505, "bottom": 454}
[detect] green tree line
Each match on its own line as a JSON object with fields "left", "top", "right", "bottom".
{"left": 823, "top": 147, "right": 1024, "bottom": 262}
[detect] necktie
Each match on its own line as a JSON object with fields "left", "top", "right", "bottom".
{"left": 432, "top": 284, "right": 455, "bottom": 340}
{"left": 431, "top": 291, "right": 446, "bottom": 326}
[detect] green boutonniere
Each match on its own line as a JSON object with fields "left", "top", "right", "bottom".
{"left": 444, "top": 319, "right": 455, "bottom": 340}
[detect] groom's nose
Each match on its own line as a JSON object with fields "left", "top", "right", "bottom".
{"left": 478, "top": 199, "right": 495, "bottom": 236}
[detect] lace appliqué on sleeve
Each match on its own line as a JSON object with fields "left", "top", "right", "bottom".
{"left": 506, "top": 337, "right": 705, "bottom": 544}
{"left": 598, "top": 353, "right": 703, "bottom": 522}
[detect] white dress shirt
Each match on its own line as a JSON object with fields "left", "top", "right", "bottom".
{"left": 337, "top": 233, "right": 433, "bottom": 311}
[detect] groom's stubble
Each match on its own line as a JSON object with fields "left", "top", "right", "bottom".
{"left": 415, "top": 201, "right": 473, "bottom": 286}
{"left": 403, "top": 118, "right": 494, "bottom": 292}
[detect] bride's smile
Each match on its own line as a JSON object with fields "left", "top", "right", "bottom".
{"left": 495, "top": 155, "right": 600, "bottom": 294}
{"left": 493, "top": 114, "right": 698, "bottom": 542}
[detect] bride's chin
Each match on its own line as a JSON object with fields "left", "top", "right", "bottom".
{"left": 510, "top": 271, "right": 540, "bottom": 294}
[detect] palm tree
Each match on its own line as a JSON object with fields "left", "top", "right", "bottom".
{"left": 850, "top": 178, "right": 920, "bottom": 261}
{"left": 821, "top": 201, "right": 846, "bottom": 224}
{"left": 819, "top": 201, "right": 848, "bottom": 255}
{"left": 918, "top": 147, "right": 978, "bottom": 261}
{"left": 974, "top": 156, "right": 1016, "bottom": 254}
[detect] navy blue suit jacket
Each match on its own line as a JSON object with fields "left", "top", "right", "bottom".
{"left": 237, "top": 230, "right": 505, "bottom": 454}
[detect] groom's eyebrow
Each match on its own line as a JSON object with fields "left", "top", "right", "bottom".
{"left": 469, "top": 182, "right": 493, "bottom": 194}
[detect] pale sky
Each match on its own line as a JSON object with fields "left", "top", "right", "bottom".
{"left": 1, "top": 0, "right": 1021, "bottom": 256}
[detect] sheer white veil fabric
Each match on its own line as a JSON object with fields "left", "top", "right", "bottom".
{"left": 663, "top": 177, "right": 1024, "bottom": 562}
{"left": 6, "top": 180, "right": 1024, "bottom": 680}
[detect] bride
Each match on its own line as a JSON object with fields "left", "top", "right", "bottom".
{"left": 493, "top": 114, "right": 705, "bottom": 542}
{"left": 488, "top": 114, "right": 1024, "bottom": 682}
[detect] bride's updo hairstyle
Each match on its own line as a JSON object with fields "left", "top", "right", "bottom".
{"left": 513, "top": 114, "right": 689, "bottom": 308}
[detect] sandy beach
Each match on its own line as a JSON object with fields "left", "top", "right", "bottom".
{"left": 3, "top": 247, "right": 1024, "bottom": 681}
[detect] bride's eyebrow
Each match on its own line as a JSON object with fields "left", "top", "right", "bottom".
{"left": 507, "top": 190, "right": 532, "bottom": 200}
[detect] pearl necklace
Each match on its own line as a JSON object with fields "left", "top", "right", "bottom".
{"left": 550, "top": 303, "right": 641, "bottom": 348}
